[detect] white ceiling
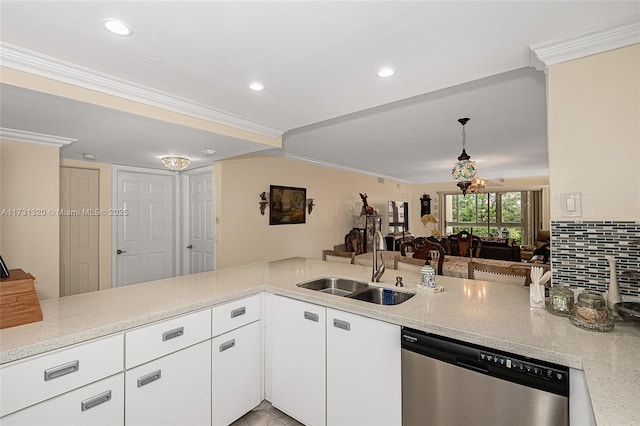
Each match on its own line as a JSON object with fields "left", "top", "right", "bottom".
{"left": 0, "top": 1, "right": 638, "bottom": 181}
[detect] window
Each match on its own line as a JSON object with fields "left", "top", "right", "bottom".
{"left": 445, "top": 192, "right": 526, "bottom": 244}
{"left": 388, "top": 201, "right": 409, "bottom": 233}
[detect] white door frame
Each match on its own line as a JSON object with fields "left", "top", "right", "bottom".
{"left": 181, "top": 165, "right": 215, "bottom": 275}
{"left": 111, "top": 165, "right": 181, "bottom": 288}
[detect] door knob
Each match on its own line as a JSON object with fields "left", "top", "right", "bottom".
{"left": 116, "top": 249, "right": 127, "bottom": 255}
{"left": 187, "top": 244, "right": 193, "bottom": 249}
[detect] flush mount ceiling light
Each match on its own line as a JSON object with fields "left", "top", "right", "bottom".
{"left": 377, "top": 67, "right": 395, "bottom": 78}
{"left": 102, "top": 19, "right": 133, "bottom": 36}
{"left": 249, "top": 82, "right": 264, "bottom": 91}
{"left": 451, "top": 117, "right": 477, "bottom": 196}
{"left": 161, "top": 156, "right": 190, "bottom": 171}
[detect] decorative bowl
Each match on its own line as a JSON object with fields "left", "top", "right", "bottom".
{"left": 614, "top": 302, "right": 640, "bottom": 322}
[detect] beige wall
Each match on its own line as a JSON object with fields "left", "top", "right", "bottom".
{"left": 60, "top": 159, "right": 113, "bottom": 290}
{"left": 547, "top": 44, "right": 640, "bottom": 220}
{"left": 0, "top": 139, "right": 60, "bottom": 299}
{"left": 215, "top": 154, "right": 415, "bottom": 268}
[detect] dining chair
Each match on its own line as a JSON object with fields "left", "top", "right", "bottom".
{"left": 399, "top": 237, "right": 446, "bottom": 275}
{"left": 467, "top": 260, "right": 531, "bottom": 286}
{"left": 322, "top": 250, "right": 355, "bottom": 264}
{"left": 447, "top": 231, "right": 483, "bottom": 257}
{"left": 393, "top": 255, "right": 426, "bottom": 272}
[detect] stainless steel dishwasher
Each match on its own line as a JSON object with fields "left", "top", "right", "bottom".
{"left": 402, "top": 327, "right": 569, "bottom": 426}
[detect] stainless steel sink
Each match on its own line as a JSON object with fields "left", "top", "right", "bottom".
{"left": 346, "top": 287, "right": 415, "bottom": 305}
{"left": 297, "top": 277, "right": 369, "bottom": 296}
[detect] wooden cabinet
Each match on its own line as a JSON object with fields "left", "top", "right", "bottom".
{"left": 271, "top": 295, "right": 326, "bottom": 426}
{"left": 326, "top": 308, "right": 401, "bottom": 426}
{"left": 0, "top": 269, "right": 42, "bottom": 329}
{"left": 125, "top": 340, "right": 211, "bottom": 426}
{"left": 0, "top": 373, "right": 124, "bottom": 426}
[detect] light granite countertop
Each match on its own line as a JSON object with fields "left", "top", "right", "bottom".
{"left": 1, "top": 257, "right": 639, "bottom": 425}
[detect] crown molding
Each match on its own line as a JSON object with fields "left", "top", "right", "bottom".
{"left": 530, "top": 14, "right": 640, "bottom": 71}
{"left": 0, "top": 127, "right": 77, "bottom": 147}
{"left": 283, "top": 152, "right": 414, "bottom": 184}
{"left": 0, "top": 42, "right": 285, "bottom": 138}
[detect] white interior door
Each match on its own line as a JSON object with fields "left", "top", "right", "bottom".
{"left": 60, "top": 167, "right": 100, "bottom": 296}
{"left": 184, "top": 169, "right": 214, "bottom": 274}
{"left": 115, "top": 170, "right": 175, "bottom": 287}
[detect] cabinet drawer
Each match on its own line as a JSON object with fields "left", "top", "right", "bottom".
{"left": 0, "top": 373, "right": 124, "bottom": 426}
{"left": 0, "top": 334, "right": 123, "bottom": 418}
{"left": 212, "top": 294, "right": 261, "bottom": 337}
{"left": 125, "top": 340, "right": 211, "bottom": 426}
{"left": 125, "top": 309, "right": 211, "bottom": 369}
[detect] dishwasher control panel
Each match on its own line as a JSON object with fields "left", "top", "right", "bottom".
{"left": 479, "top": 352, "right": 568, "bottom": 384}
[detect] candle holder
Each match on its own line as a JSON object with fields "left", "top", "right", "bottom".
{"left": 259, "top": 192, "right": 268, "bottom": 216}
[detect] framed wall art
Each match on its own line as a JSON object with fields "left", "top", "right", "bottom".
{"left": 270, "top": 185, "right": 306, "bottom": 225}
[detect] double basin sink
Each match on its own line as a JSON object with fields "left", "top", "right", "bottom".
{"left": 297, "top": 277, "right": 414, "bottom": 305}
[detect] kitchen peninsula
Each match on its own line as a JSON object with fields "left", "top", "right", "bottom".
{"left": 1, "top": 258, "right": 638, "bottom": 425}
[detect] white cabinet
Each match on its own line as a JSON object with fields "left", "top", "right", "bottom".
{"left": 271, "top": 295, "right": 326, "bottom": 426}
{"left": 125, "top": 340, "right": 211, "bottom": 426}
{"left": 326, "top": 308, "right": 401, "bottom": 426}
{"left": 211, "top": 295, "right": 262, "bottom": 426}
{"left": 211, "top": 320, "right": 261, "bottom": 426}
{"left": 0, "top": 373, "right": 124, "bottom": 426}
{"left": 0, "top": 334, "right": 123, "bottom": 419}
{"left": 125, "top": 308, "right": 211, "bottom": 369}
{"left": 212, "top": 294, "right": 261, "bottom": 337}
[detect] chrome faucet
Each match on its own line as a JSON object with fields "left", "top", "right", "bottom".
{"left": 372, "top": 230, "right": 386, "bottom": 282}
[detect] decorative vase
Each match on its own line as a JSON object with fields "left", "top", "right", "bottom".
{"left": 605, "top": 255, "right": 621, "bottom": 312}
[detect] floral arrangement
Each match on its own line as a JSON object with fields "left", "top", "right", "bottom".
{"left": 421, "top": 214, "right": 441, "bottom": 238}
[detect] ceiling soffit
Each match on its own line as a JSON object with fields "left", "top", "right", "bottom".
{"left": 0, "top": 41, "right": 285, "bottom": 139}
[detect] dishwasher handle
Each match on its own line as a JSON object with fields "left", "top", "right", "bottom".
{"left": 456, "top": 357, "right": 488, "bottom": 374}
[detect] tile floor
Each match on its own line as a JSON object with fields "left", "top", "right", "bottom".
{"left": 230, "top": 400, "right": 303, "bottom": 426}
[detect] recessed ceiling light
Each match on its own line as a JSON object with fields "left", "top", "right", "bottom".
{"left": 102, "top": 19, "right": 133, "bottom": 36}
{"left": 82, "top": 153, "right": 96, "bottom": 161}
{"left": 377, "top": 67, "right": 395, "bottom": 78}
{"left": 249, "top": 82, "right": 265, "bottom": 91}
{"left": 201, "top": 149, "right": 217, "bottom": 156}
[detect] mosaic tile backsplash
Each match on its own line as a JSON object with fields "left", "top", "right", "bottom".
{"left": 551, "top": 221, "right": 640, "bottom": 297}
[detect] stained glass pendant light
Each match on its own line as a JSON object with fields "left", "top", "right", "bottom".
{"left": 451, "top": 118, "right": 477, "bottom": 196}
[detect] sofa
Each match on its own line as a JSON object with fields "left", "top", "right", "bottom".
{"left": 445, "top": 237, "right": 522, "bottom": 262}
{"left": 520, "top": 230, "right": 551, "bottom": 261}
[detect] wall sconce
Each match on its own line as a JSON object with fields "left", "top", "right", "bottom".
{"left": 259, "top": 192, "right": 269, "bottom": 215}
{"left": 307, "top": 198, "right": 315, "bottom": 215}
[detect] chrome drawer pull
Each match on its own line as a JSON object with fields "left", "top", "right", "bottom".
{"left": 219, "top": 339, "right": 236, "bottom": 352}
{"left": 137, "top": 370, "right": 162, "bottom": 387}
{"left": 162, "top": 326, "right": 184, "bottom": 341}
{"left": 81, "top": 390, "right": 112, "bottom": 411}
{"left": 304, "top": 311, "right": 319, "bottom": 322}
{"left": 231, "top": 307, "right": 246, "bottom": 318}
{"left": 333, "top": 319, "right": 351, "bottom": 331}
{"left": 44, "top": 360, "right": 80, "bottom": 381}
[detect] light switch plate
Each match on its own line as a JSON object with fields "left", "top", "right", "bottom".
{"left": 560, "top": 192, "right": 582, "bottom": 217}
